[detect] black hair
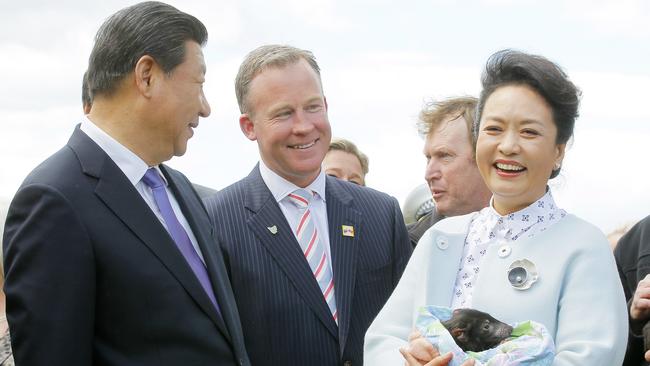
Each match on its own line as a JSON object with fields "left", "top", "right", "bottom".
{"left": 87, "top": 1, "right": 208, "bottom": 97}
{"left": 476, "top": 49, "right": 581, "bottom": 178}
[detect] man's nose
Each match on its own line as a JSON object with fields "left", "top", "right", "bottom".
{"left": 425, "top": 159, "right": 442, "bottom": 181}
{"left": 292, "top": 110, "right": 315, "bottom": 134}
{"left": 199, "top": 90, "right": 211, "bottom": 118}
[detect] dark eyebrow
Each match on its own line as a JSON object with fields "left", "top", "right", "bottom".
{"left": 519, "top": 119, "right": 544, "bottom": 127}
{"left": 484, "top": 116, "right": 544, "bottom": 126}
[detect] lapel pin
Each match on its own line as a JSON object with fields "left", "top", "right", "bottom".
{"left": 267, "top": 225, "right": 278, "bottom": 235}
{"left": 342, "top": 225, "right": 354, "bottom": 237}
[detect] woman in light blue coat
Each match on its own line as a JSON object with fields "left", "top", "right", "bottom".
{"left": 364, "top": 50, "right": 628, "bottom": 366}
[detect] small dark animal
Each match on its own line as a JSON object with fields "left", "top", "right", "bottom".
{"left": 441, "top": 308, "right": 513, "bottom": 352}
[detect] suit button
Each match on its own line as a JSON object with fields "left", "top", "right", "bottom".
{"left": 343, "top": 361, "right": 352, "bottom": 366}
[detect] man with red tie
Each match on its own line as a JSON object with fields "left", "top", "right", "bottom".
{"left": 203, "top": 44, "right": 412, "bottom": 365}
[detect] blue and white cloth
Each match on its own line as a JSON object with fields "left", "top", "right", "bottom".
{"left": 416, "top": 306, "right": 555, "bottom": 366}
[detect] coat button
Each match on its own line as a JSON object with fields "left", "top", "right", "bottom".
{"left": 498, "top": 245, "right": 511, "bottom": 258}
{"left": 436, "top": 236, "right": 448, "bottom": 250}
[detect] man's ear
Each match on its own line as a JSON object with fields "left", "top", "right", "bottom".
{"left": 324, "top": 96, "right": 328, "bottom": 111}
{"left": 239, "top": 113, "right": 257, "bottom": 141}
{"left": 134, "top": 55, "right": 157, "bottom": 98}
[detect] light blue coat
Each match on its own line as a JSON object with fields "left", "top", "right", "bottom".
{"left": 364, "top": 213, "right": 628, "bottom": 366}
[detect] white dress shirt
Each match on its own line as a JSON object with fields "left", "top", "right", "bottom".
{"left": 258, "top": 160, "right": 332, "bottom": 269}
{"left": 80, "top": 117, "right": 205, "bottom": 263}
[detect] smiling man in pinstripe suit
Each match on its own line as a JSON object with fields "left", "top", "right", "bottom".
{"left": 204, "top": 44, "right": 412, "bottom": 365}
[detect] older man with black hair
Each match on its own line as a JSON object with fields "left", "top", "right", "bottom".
{"left": 2, "top": 2, "right": 250, "bottom": 365}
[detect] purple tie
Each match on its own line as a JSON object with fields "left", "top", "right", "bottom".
{"left": 141, "top": 168, "right": 220, "bottom": 314}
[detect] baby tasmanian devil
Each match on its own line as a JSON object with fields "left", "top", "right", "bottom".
{"left": 441, "top": 308, "right": 513, "bottom": 352}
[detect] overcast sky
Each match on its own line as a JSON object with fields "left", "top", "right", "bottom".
{"left": 1, "top": 0, "right": 649, "bottom": 233}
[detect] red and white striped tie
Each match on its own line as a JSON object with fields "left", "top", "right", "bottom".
{"left": 287, "top": 189, "right": 338, "bottom": 324}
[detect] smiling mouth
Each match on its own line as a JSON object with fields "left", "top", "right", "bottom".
{"left": 495, "top": 162, "right": 526, "bottom": 173}
{"left": 289, "top": 139, "right": 318, "bottom": 149}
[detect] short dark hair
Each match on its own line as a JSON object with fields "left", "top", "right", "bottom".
{"left": 81, "top": 71, "right": 91, "bottom": 109}
{"left": 475, "top": 49, "right": 581, "bottom": 178}
{"left": 87, "top": 1, "right": 208, "bottom": 97}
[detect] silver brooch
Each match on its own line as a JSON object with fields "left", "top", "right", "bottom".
{"left": 507, "top": 259, "right": 538, "bottom": 290}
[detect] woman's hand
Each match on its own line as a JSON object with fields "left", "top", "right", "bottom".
{"left": 403, "top": 330, "right": 437, "bottom": 363}
{"left": 399, "top": 330, "right": 474, "bottom": 366}
{"left": 400, "top": 349, "right": 475, "bottom": 366}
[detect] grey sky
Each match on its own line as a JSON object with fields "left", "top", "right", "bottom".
{"left": 1, "top": 0, "right": 649, "bottom": 233}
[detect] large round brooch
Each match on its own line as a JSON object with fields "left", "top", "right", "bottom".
{"left": 507, "top": 259, "right": 538, "bottom": 290}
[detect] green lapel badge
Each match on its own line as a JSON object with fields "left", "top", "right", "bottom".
{"left": 267, "top": 225, "right": 278, "bottom": 235}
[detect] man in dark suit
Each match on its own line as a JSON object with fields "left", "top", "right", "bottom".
{"left": 204, "top": 45, "right": 412, "bottom": 365}
{"left": 615, "top": 215, "right": 650, "bottom": 366}
{"left": 2, "top": 2, "right": 250, "bottom": 365}
{"left": 407, "top": 96, "right": 492, "bottom": 247}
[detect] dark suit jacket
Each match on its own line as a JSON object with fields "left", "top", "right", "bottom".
{"left": 406, "top": 209, "right": 444, "bottom": 247}
{"left": 2, "top": 127, "right": 250, "bottom": 366}
{"left": 204, "top": 166, "right": 412, "bottom": 366}
{"left": 615, "top": 215, "right": 650, "bottom": 366}
{"left": 193, "top": 183, "right": 218, "bottom": 200}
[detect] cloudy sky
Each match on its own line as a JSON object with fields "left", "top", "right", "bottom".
{"left": 1, "top": 0, "right": 649, "bottom": 234}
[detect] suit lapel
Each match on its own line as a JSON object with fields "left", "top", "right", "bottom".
{"left": 244, "top": 167, "right": 339, "bottom": 338}
{"left": 161, "top": 166, "right": 232, "bottom": 341}
{"left": 68, "top": 128, "right": 231, "bottom": 340}
{"left": 325, "top": 177, "right": 362, "bottom": 354}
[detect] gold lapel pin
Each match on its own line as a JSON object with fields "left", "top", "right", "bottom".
{"left": 342, "top": 225, "right": 354, "bottom": 237}
{"left": 267, "top": 225, "right": 278, "bottom": 235}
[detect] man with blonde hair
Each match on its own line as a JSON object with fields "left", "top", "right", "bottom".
{"left": 407, "top": 96, "right": 491, "bottom": 246}
{"left": 323, "top": 137, "right": 369, "bottom": 186}
{"left": 204, "top": 44, "right": 411, "bottom": 365}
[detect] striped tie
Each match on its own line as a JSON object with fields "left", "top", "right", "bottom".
{"left": 287, "top": 189, "right": 338, "bottom": 324}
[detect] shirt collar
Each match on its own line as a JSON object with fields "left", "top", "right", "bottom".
{"left": 477, "top": 188, "right": 561, "bottom": 241}
{"left": 80, "top": 117, "right": 166, "bottom": 186}
{"left": 259, "top": 159, "right": 326, "bottom": 203}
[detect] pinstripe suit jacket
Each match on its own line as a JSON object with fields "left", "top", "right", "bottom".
{"left": 204, "top": 165, "right": 412, "bottom": 365}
